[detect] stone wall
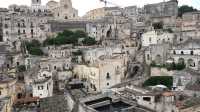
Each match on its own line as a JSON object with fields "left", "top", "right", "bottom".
{"left": 151, "top": 67, "right": 174, "bottom": 76}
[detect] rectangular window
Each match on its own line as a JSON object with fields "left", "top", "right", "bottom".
{"left": 143, "top": 97, "right": 151, "bottom": 102}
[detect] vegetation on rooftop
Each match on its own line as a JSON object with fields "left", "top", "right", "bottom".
{"left": 43, "top": 30, "right": 96, "bottom": 46}
{"left": 150, "top": 61, "right": 185, "bottom": 71}
{"left": 143, "top": 76, "right": 173, "bottom": 89}
{"left": 25, "top": 40, "right": 44, "bottom": 56}
{"left": 178, "top": 5, "right": 198, "bottom": 17}
{"left": 17, "top": 65, "right": 26, "bottom": 72}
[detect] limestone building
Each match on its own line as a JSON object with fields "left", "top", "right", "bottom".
{"left": 2, "top": 1, "right": 53, "bottom": 43}
{"left": 144, "top": 0, "right": 178, "bottom": 29}
{"left": 46, "top": 0, "right": 78, "bottom": 20}
{"left": 73, "top": 56, "right": 125, "bottom": 92}
{"left": 168, "top": 39, "right": 200, "bottom": 71}
{"left": 142, "top": 30, "right": 175, "bottom": 47}
{"left": 83, "top": 7, "right": 122, "bottom": 20}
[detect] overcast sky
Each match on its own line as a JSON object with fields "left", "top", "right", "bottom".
{"left": 0, "top": 0, "right": 199, "bottom": 16}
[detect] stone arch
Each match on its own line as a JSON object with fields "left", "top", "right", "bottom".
{"left": 106, "top": 26, "right": 112, "bottom": 38}
{"left": 155, "top": 54, "right": 162, "bottom": 65}
{"left": 178, "top": 58, "right": 185, "bottom": 64}
{"left": 187, "top": 59, "right": 195, "bottom": 67}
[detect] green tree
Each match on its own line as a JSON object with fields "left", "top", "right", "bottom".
{"left": 17, "top": 65, "right": 26, "bottom": 72}
{"left": 82, "top": 37, "right": 96, "bottom": 46}
{"left": 25, "top": 40, "right": 44, "bottom": 56}
{"left": 29, "top": 47, "right": 44, "bottom": 56}
{"left": 43, "top": 38, "right": 55, "bottom": 46}
{"left": 62, "top": 30, "right": 74, "bottom": 37}
{"left": 143, "top": 76, "right": 173, "bottom": 89}
{"left": 73, "top": 30, "right": 87, "bottom": 38}
{"left": 178, "top": 5, "right": 198, "bottom": 17}
{"left": 43, "top": 30, "right": 89, "bottom": 46}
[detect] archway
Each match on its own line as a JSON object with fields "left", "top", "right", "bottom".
{"left": 106, "top": 26, "right": 112, "bottom": 38}
{"left": 178, "top": 58, "right": 185, "bottom": 64}
{"left": 187, "top": 59, "right": 195, "bottom": 67}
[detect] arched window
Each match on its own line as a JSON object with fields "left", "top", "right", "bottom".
{"left": 181, "top": 51, "right": 184, "bottom": 55}
{"left": 173, "top": 50, "right": 176, "bottom": 54}
{"left": 106, "top": 73, "right": 110, "bottom": 79}
{"left": 191, "top": 51, "right": 194, "bottom": 55}
{"left": 18, "top": 29, "right": 20, "bottom": 35}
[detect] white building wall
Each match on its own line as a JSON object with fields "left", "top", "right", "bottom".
{"left": 142, "top": 31, "right": 158, "bottom": 47}
{"left": 32, "top": 78, "right": 53, "bottom": 98}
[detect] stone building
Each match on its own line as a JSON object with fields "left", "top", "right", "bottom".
{"left": 1, "top": 0, "right": 53, "bottom": 44}
{"left": 144, "top": 0, "right": 178, "bottom": 29}
{"left": 177, "top": 11, "right": 200, "bottom": 43}
{"left": 46, "top": 45, "right": 72, "bottom": 58}
{"left": 1, "top": 0, "right": 79, "bottom": 43}
{"left": 111, "top": 85, "right": 178, "bottom": 112}
{"left": 83, "top": 7, "right": 121, "bottom": 20}
{"left": 73, "top": 56, "right": 126, "bottom": 92}
{"left": 0, "top": 8, "right": 8, "bottom": 42}
{"left": 168, "top": 39, "right": 200, "bottom": 71}
{"left": 49, "top": 20, "right": 88, "bottom": 33}
{"left": 39, "top": 58, "right": 72, "bottom": 71}
{"left": 86, "top": 15, "right": 133, "bottom": 47}
{"left": 142, "top": 30, "right": 175, "bottom": 47}
{"left": 2, "top": 10, "right": 52, "bottom": 43}
{"left": 0, "top": 74, "right": 17, "bottom": 112}
{"left": 82, "top": 46, "right": 124, "bottom": 65}
{"left": 32, "top": 70, "right": 53, "bottom": 98}
{"left": 30, "top": 0, "right": 48, "bottom": 13}
{"left": 46, "top": 0, "right": 78, "bottom": 20}
{"left": 145, "top": 43, "right": 171, "bottom": 65}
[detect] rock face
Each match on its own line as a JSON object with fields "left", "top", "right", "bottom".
{"left": 126, "top": 62, "right": 143, "bottom": 79}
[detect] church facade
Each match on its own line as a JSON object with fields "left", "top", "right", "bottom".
{"left": 46, "top": 0, "right": 78, "bottom": 20}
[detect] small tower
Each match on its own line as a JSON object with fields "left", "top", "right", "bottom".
{"left": 31, "top": 0, "right": 41, "bottom": 6}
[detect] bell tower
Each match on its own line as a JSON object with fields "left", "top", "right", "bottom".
{"left": 60, "top": 0, "right": 72, "bottom": 9}
{"left": 31, "top": 0, "right": 41, "bottom": 6}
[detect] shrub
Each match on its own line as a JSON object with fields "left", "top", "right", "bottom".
{"left": 25, "top": 40, "right": 44, "bottom": 56}
{"left": 29, "top": 47, "right": 44, "bottom": 56}
{"left": 17, "top": 65, "right": 26, "bottom": 72}
{"left": 43, "top": 30, "right": 95, "bottom": 46}
{"left": 82, "top": 37, "right": 96, "bottom": 46}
